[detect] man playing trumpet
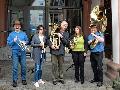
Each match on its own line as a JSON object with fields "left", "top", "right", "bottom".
{"left": 48, "top": 21, "right": 69, "bottom": 85}
{"left": 7, "top": 20, "right": 28, "bottom": 87}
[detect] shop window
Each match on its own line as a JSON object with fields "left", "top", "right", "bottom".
{"left": 32, "top": 0, "right": 45, "bottom": 6}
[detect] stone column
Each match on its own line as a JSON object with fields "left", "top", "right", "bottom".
{"left": 0, "top": 0, "right": 7, "bottom": 78}
{"left": 0, "top": 0, "right": 7, "bottom": 47}
{"left": 23, "top": 7, "right": 30, "bottom": 37}
{"left": 106, "top": 0, "right": 120, "bottom": 79}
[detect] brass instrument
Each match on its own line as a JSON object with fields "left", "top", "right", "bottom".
{"left": 50, "top": 32, "right": 60, "bottom": 49}
{"left": 50, "top": 23, "right": 61, "bottom": 49}
{"left": 70, "top": 37, "right": 77, "bottom": 49}
{"left": 90, "top": 5, "right": 107, "bottom": 32}
{"left": 90, "top": 38, "right": 98, "bottom": 49}
{"left": 16, "top": 38, "right": 30, "bottom": 51}
{"left": 89, "top": 5, "right": 106, "bottom": 49}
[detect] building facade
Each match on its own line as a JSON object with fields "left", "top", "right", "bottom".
{"left": 0, "top": 0, "right": 120, "bottom": 79}
{"left": 0, "top": 0, "right": 91, "bottom": 46}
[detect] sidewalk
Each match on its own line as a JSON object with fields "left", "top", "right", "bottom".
{"left": 0, "top": 47, "right": 113, "bottom": 90}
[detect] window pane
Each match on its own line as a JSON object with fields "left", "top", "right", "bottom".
{"left": 32, "top": 0, "right": 45, "bottom": 6}
{"left": 50, "top": 0, "right": 64, "bottom": 6}
{"left": 30, "top": 10, "right": 44, "bottom": 33}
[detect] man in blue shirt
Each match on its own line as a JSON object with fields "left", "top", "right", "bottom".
{"left": 88, "top": 24, "right": 104, "bottom": 87}
{"left": 7, "top": 20, "right": 28, "bottom": 87}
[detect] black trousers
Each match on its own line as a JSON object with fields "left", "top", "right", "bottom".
{"left": 72, "top": 51, "right": 85, "bottom": 82}
{"left": 90, "top": 52, "right": 103, "bottom": 82}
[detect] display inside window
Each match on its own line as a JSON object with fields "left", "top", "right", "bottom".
{"left": 30, "top": 10, "right": 44, "bottom": 34}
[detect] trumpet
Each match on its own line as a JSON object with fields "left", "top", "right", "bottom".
{"left": 16, "top": 38, "right": 30, "bottom": 51}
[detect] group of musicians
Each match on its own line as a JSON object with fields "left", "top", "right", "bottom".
{"left": 7, "top": 20, "right": 104, "bottom": 87}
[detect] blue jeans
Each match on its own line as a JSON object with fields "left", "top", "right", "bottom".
{"left": 12, "top": 50, "right": 26, "bottom": 81}
{"left": 34, "top": 59, "right": 42, "bottom": 82}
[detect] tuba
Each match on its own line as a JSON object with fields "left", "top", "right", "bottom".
{"left": 90, "top": 5, "right": 107, "bottom": 32}
{"left": 50, "top": 24, "right": 61, "bottom": 49}
{"left": 89, "top": 5, "right": 107, "bottom": 49}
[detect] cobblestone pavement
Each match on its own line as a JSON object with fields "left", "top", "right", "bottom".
{"left": 0, "top": 50, "right": 113, "bottom": 90}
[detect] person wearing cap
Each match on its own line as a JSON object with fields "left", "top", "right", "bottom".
{"left": 7, "top": 20, "right": 28, "bottom": 87}
{"left": 31, "top": 25, "right": 47, "bottom": 87}
{"left": 88, "top": 24, "right": 104, "bottom": 87}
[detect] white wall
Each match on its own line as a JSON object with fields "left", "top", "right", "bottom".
{"left": 111, "top": 0, "right": 120, "bottom": 64}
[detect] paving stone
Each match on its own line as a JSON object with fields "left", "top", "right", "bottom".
{"left": 0, "top": 47, "right": 113, "bottom": 90}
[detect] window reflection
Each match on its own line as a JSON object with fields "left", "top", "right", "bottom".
{"left": 65, "top": 0, "right": 82, "bottom": 7}
{"left": 50, "top": 0, "right": 64, "bottom": 6}
{"left": 32, "top": 0, "right": 45, "bottom": 6}
{"left": 49, "top": 0, "right": 82, "bottom": 7}
{"left": 30, "top": 10, "right": 44, "bottom": 34}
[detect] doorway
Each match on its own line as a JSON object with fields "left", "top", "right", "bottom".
{"left": 48, "top": 8, "right": 82, "bottom": 36}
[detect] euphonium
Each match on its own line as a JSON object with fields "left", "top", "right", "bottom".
{"left": 50, "top": 24, "right": 61, "bottom": 49}
{"left": 50, "top": 32, "right": 60, "bottom": 49}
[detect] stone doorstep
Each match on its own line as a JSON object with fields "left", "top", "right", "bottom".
{"left": 107, "top": 61, "right": 120, "bottom": 71}
{"left": 106, "top": 61, "right": 120, "bottom": 79}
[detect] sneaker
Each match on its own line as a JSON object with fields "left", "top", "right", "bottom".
{"left": 12, "top": 81, "right": 17, "bottom": 87}
{"left": 22, "top": 80, "right": 27, "bottom": 85}
{"left": 34, "top": 82, "right": 39, "bottom": 87}
{"left": 38, "top": 79, "right": 45, "bottom": 84}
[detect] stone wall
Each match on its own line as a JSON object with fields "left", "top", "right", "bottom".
{"left": 0, "top": 46, "right": 12, "bottom": 60}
